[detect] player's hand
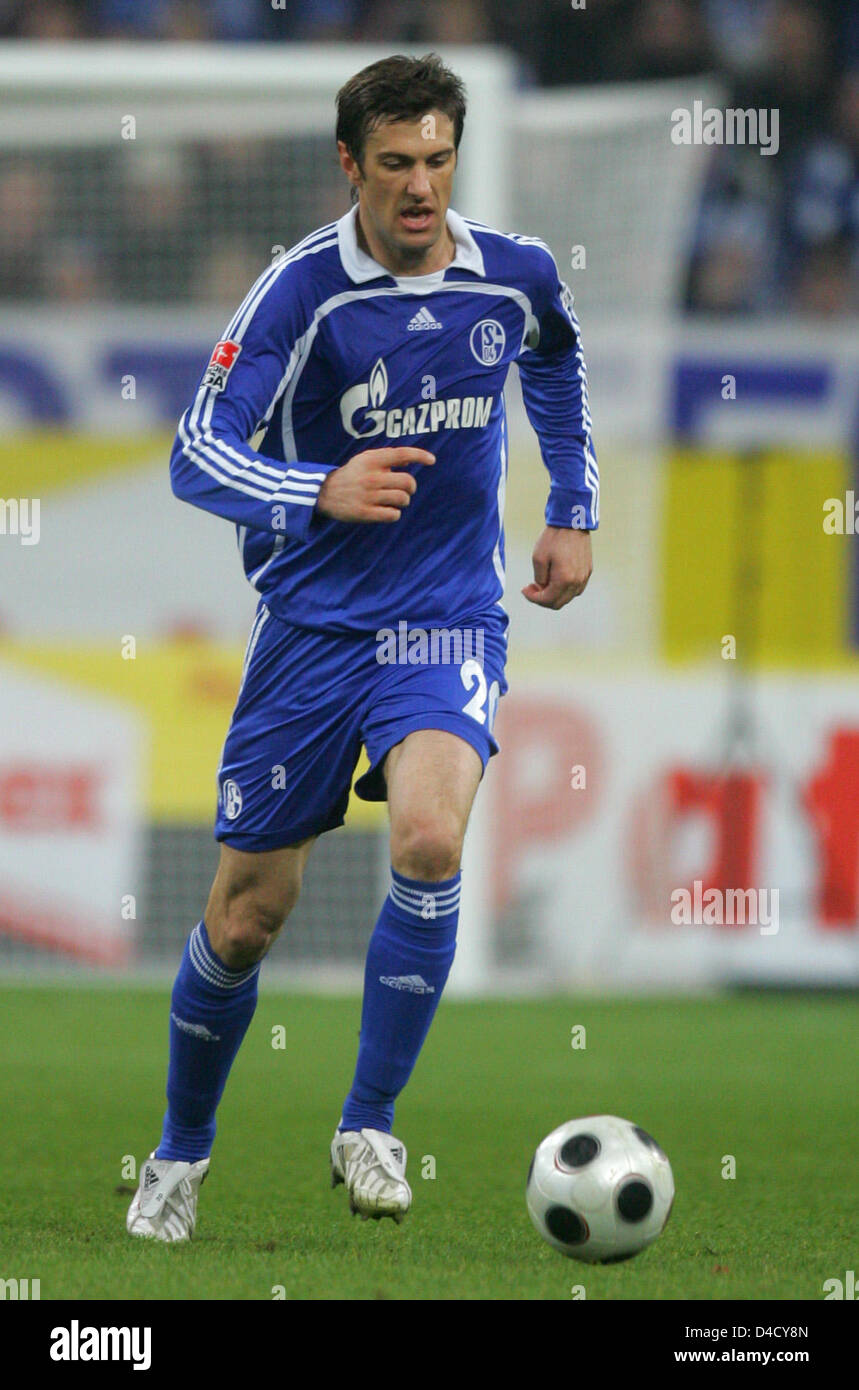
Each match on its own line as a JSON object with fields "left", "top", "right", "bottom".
{"left": 522, "top": 527, "right": 593, "bottom": 609}
{"left": 315, "top": 446, "right": 435, "bottom": 522}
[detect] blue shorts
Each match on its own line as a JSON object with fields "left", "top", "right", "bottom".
{"left": 214, "top": 602, "right": 509, "bottom": 851}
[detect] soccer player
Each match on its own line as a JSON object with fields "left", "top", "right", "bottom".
{"left": 127, "top": 52, "right": 598, "bottom": 1241}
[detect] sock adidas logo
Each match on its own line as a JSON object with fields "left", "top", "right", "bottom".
{"left": 379, "top": 974, "right": 436, "bottom": 994}
{"left": 407, "top": 306, "right": 442, "bottom": 331}
{"left": 171, "top": 1012, "right": 221, "bottom": 1042}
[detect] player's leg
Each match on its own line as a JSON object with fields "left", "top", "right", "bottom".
{"left": 158, "top": 836, "right": 317, "bottom": 1160}
{"left": 153, "top": 607, "right": 361, "bottom": 1156}
{"left": 332, "top": 614, "right": 507, "bottom": 1220}
{"left": 204, "top": 837, "right": 317, "bottom": 969}
{"left": 342, "top": 728, "right": 480, "bottom": 1130}
{"left": 127, "top": 837, "right": 315, "bottom": 1241}
{"left": 385, "top": 726, "right": 483, "bottom": 877}
{"left": 332, "top": 730, "right": 482, "bottom": 1219}
{"left": 129, "top": 606, "right": 369, "bottom": 1239}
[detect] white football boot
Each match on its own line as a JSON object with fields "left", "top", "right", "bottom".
{"left": 126, "top": 1151, "right": 210, "bottom": 1243}
{"left": 330, "top": 1127, "right": 412, "bottom": 1223}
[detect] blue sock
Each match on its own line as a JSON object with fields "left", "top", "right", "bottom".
{"left": 156, "top": 920, "right": 260, "bottom": 1162}
{"left": 340, "top": 867, "right": 460, "bottom": 1134}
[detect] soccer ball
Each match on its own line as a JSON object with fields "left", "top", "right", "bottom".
{"left": 526, "top": 1114, "right": 674, "bottom": 1263}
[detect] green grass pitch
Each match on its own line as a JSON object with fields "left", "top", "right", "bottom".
{"left": 0, "top": 986, "right": 856, "bottom": 1301}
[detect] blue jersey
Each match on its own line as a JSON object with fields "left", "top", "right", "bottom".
{"left": 170, "top": 204, "right": 599, "bottom": 635}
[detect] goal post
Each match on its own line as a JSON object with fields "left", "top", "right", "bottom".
{"left": 0, "top": 41, "right": 516, "bottom": 230}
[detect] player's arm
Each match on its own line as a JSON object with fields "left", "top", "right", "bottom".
{"left": 170, "top": 262, "right": 433, "bottom": 539}
{"left": 170, "top": 264, "right": 335, "bottom": 543}
{"left": 517, "top": 247, "right": 599, "bottom": 608}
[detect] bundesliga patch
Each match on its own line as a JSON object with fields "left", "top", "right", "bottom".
{"left": 203, "top": 339, "right": 241, "bottom": 391}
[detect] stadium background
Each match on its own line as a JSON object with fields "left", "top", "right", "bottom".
{"left": 0, "top": 0, "right": 858, "bottom": 996}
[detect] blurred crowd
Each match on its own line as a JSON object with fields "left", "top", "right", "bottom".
{"left": 0, "top": 0, "right": 857, "bottom": 316}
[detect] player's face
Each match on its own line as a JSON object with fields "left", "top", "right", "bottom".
{"left": 339, "top": 112, "right": 457, "bottom": 270}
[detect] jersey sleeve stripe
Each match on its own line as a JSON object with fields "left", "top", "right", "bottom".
{"left": 222, "top": 226, "right": 338, "bottom": 344}
{"left": 233, "top": 236, "right": 338, "bottom": 343}
{"left": 178, "top": 412, "right": 321, "bottom": 508}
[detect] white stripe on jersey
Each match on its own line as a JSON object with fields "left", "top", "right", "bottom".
{"left": 232, "top": 233, "right": 338, "bottom": 344}
{"left": 179, "top": 412, "right": 279, "bottom": 501}
{"left": 585, "top": 447, "right": 599, "bottom": 523}
{"left": 473, "top": 220, "right": 599, "bottom": 523}
{"left": 248, "top": 535, "right": 286, "bottom": 590}
{"left": 194, "top": 396, "right": 328, "bottom": 499}
{"left": 179, "top": 411, "right": 321, "bottom": 507}
{"left": 460, "top": 217, "right": 555, "bottom": 261}
{"left": 491, "top": 402, "right": 507, "bottom": 596}
{"left": 222, "top": 222, "right": 339, "bottom": 344}
{"left": 180, "top": 232, "right": 339, "bottom": 508}
{"left": 236, "top": 603, "right": 270, "bottom": 699}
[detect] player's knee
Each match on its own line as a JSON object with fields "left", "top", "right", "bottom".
{"left": 216, "top": 895, "right": 287, "bottom": 967}
{"left": 392, "top": 814, "right": 463, "bottom": 881}
{"left": 207, "top": 881, "right": 299, "bottom": 969}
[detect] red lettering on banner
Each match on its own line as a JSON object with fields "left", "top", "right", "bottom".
{"left": 669, "top": 768, "right": 764, "bottom": 917}
{"left": 629, "top": 766, "right": 766, "bottom": 926}
{"left": 803, "top": 728, "right": 859, "bottom": 927}
{"left": 491, "top": 699, "right": 601, "bottom": 913}
{"left": 0, "top": 766, "right": 102, "bottom": 830}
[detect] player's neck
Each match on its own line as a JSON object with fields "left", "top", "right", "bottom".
{"left": 355, "top": 204, "right": 456, "bottom": 278}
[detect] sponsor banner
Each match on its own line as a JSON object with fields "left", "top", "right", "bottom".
{"left": 662, "top": 445, "right": 850, "bottom": 663}
{"left": 2, "top": 311, "right": 857, "bottom": 439}
{"left": 0, "top": 662, "right": 145, "bottom": 964}
{"left": 483, "top": 672, "right": 859, "bottom": 990}
{"left": 0, "top": 641, "right": 386, "bottom": 827}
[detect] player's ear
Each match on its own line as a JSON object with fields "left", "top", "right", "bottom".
{"left": 336, "top": 140, "right": 358, "bottom": 179}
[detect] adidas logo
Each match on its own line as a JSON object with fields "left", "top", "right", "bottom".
{"left": 379, "top": 974, "right": 435, "bottom": 994}
{"left": 143, "top": 1166, "right": 160, "bottom": 1190}
{"left": 407, "top": 306, "right": 442, "bottom": 331}
{"left": 171, "top": 1012, "right": 220, "bottom": 1042}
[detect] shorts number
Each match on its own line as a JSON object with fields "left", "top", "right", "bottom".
{"left": 461, "top": 660, "right": 500, "bottom": 732}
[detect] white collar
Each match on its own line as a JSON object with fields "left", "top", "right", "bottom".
{"left": 337, "top": 202, "right": 485, "bottom": 284}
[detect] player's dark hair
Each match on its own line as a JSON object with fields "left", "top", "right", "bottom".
{"left": 336, "top": 53, "right": 466, "bottom": 202}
